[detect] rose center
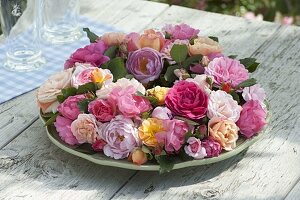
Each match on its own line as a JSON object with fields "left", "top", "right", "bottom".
{"left": 139, "top": 57, "right": 149, "bottom": 74}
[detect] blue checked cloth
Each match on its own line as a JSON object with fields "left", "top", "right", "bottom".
{"left": 0, "top": 16, "right": 119, "bottom": 104}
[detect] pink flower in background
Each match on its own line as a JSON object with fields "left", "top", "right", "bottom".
{"left": 88, "top": 99, "right": 116, "bottom": 122}
{"left": 282, "top": 16, "right": 294, "bottom": 25}
{"left": 54, "top": 116, "right": 78, "bottom": 145}
{"left": 184, "top": 137, "right": 207, "bottom": 159}
{"left": 165, "top": 81, "right": 208, "bottom": 120}
{"left": 109, "top": 86, "right": 152, "bottom": 118}
{"left": 207, "top": 90, "right": 242, "bottom": 122}
{"left": 242, "top": 84, "right": 266, "bottom": 103}
{"left": 244, "top": 12, "right": 263, "bottom": 21}
{"left": 205, "top": 57, "right": 249, "bottom": 87}
{"left": 64, "top": 41, "right": 110, "bottom": 69}
{"left": 237, "top": 100, "right": 267, "bottom": 138}
{"left": 57, "top": 94, "right": 86, "bottom": 120}
{"left": 71, "top": 114, "right": 99, "bottom": 144}
{"left": 156, "top": 119, "right": 188, "bottom": 153}
{"left": 201, "top": 138, "right": 222, "bottom": 157}
{"left": 101, "top": 115, "right": 141, "bottom": 159}
{"left": 163, "top": 23, "right": 199, "bottom": 40}
{"left": 151, "top": 106, "right": 172, "bottom": 120}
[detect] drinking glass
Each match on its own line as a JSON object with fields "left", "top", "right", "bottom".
{"left": 41, "top": 0, "right": 82, "bottom": 44}
{"left": 0, "top": 0, "right": 45, "bottom": 72}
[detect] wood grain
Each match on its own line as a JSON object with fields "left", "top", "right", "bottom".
{"left": 286, "top": 179, "right": 300, "bottom": 200}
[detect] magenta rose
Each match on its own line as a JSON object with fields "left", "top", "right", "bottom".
{"left": 237, "top": 100, "right": 267, "bottom": 138}
{"left": 64, "top": 41, "right": 110, "bottom": 69}
{"left": 57, "top": 94, "right": 86, "bottom": 120}
{"left": 156, "top": 119, "right": 189, "bottom": 153}
{"left": 54, "top": 116, "right": 78, "bottom": 145}
{"left": 163, "top": 23, "right": 199, "bottom": 40}
{"left": 126, "top": 47, "right": 163, "bottom": 84}
{"left": 201, "top": 138, "right": 222, "bottom": 158}
{"left": 165, "top": 81, "right": 208, "bottom": 120}
{"left": 205, "top": 56, "right": 249, "bottom": 88}
{"left": 88, "top": 99, "right": 116, "bottom": 122}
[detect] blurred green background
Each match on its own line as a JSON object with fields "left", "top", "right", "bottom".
{"left": 150, "top": 0, "right": 300, "bottom": 25}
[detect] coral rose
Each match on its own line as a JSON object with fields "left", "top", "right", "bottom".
{"left": 147, "top": 86, "right": 169, "bottom": 105}
{"left": 237, "top": 100, "right": 267, "bottom": 138}
{"left": 37, "top": 68, "right": 73, "bottom": 113}
{"left": 71, "top": 114, "right": 99, "bottom": 144}
{"left": 57, "top": 94, "right": 86, "bottom": 120}
{"left": 54, "top": 116, "right": 78, "bottom": 145}
{"left": 188, "top": 36, "right": 222, "bottom": 56}
{"left": 100, "top": 32, "right": 126, "bottom": 46}
{"left": 208, "top": 117, "right": 239, "bottom": 151}
{"left": 165, "top": 81, "right": 208, "bottom": 120}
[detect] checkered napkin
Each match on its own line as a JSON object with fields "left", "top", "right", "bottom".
{"left": 0, "top": 16, "right": 118, "bottom": 104}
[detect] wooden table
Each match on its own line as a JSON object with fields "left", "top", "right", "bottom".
{"left": 0, "top": 0, "right": 299, "bottom": 199}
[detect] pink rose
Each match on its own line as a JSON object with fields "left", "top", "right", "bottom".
{"left": 92, "top": 139, "right": 107, "bottom": 152}
{"left": 156, "top": 119, "right": 188, "bottom": 153}
{"left": 205, "top": 57, "right": 249, "bottom": 87}
{"left": 88, "top": 99, "right": 116, "bottom": 122}
{"left": 184, "top": 137, "right": 207, "bottom": 159}
{"left": 109, "top": 86, "right": 152, "bottom": 118}
{"left": 100, "top": 32, "right": 126, "bottom": 46}
{"left": 165, "top": 81, "right": 208, "bottom": 120}
{"left": 242, "top": 84, "right": 266, "bottom": 103}
{"left": 151, "top": 106, "right": 172, "bottom": 120}
{"left": 71, "top": 114, "right": 99, "bottom": 144}
{"left": 54, "top": 116, "right": 78, "bottom": 145}
{"left": 57, "top": 94, "right": 86, "bottom": 120}
{"left": 202, "top": 138, "right": 222, "bottom": 158}
{"left": 163, "top": 23, "right": 199, "bottom": 40}
{"left": 237, "top": 100, "right": 267, "bottom": 138}
{"left": 208, "top": 90, "right": 242, "bottom": 122}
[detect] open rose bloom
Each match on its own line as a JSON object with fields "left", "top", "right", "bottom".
{"left": 37, "top": 23, "right": 268, "bottom": 171}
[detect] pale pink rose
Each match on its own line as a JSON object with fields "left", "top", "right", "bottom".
{"left": 151, "top": 106, "right": 172, "bottom": 120}
{"left": 54, "top": 116, "right": 78, "bottom": 145}
{"left": 188, "top": 36, "right": 222, "bottom": 56}
{"left": 57, "top": 94, "right": 86, "bottom": 120}
{"left": 184, "top": 137, "right": 207, "bottom": 159}
{"left": 205, "top": 57, "right": 249, "bottom": 88}
{"left": 208, "top": 90, "right": 242, "bottom": 122}
{"left": 96, "top": 78, "right": 146, "bottom": 99}
{"left": 37, "top": 68, "right": 73, "bottom": 113}
{"left": 71, "top": 63, "right": 113, "bottom": 88}
{"left": 242, "top": 84, "right": 266, "bottom": 103}
{"left": 208, "top": 117, "right": 239, "bottom": 151}
{"left": 186, "top": 74, "right": 213, "bottom": 94}
{"left": 237, "top": 100, "right": 267, "bottom": 138}
{"left": 100, "top": 32, "right": 126, "bottom": 46}
{"left": 126, "top": 32, "right": 140, "bottom": 52}
{"left": 155, "top": 119, "right": 189, "bottom": 153}
{"left": 71, "top": 114, "right": 99, "bottom": 144}
{"left": 88, "top": 99, "right": 116, "bottom": 122}
{"left": 109, "top": 86, "right": 152, "bottom": 118}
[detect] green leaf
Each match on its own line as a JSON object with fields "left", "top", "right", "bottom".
{"left": 164, "top": 65, "right": 180, "bottom": 83}
{"left": 182, "top": 55, "right": 203, "bottom": 69}
{"left": 77, "top": 82, "right": 97, "bottom": 94}
{"left": 155, "top": 155, "right": 175, "bottom": 174}
{"left": 44, "top": 113, "right": 59, "bottom": 126}
{"left": 40, "top": 111, "right": 56, "bottom": 118}
{"left": 78, "top": 99, "right": 92, "bottom": 113}
{"left": 62, "top": 87, "right": 77, "bottom": 97}
{"left": 239, "top": 57, "right": 260, "bottom": 73}
{"left": 178, "top": 149, "right": 194, "bottom": 161}
{"left": 136, "top": 91, "right": 159, "bottom": 106}
{"left": 230, "top": 91, "right": 240, "bottom": 103}
{"left": 83, "top": 28, "right": 99, "bottom": 43}
{"left": 104, "top": 46, "right": 118, "bottom": 59}
{"left": 228, "top": 55, "right": 238, "bottom": 59}
{"left": 184, "top": 131, "right": 194, "bottom": 141}
{"left": 76, "top": 143, "right": 96, "bottom": 155}
{"left": 142, "top": 145, "right": 153, "bottom": 160}
{"left": 174, "top": 116, "right": 199, "bottom": 126}
{"left": 208, "top": 36, "right": 219, "bottom": 42}
{"left": 102, "top": 57, "right": 128, "bottom": 81}
{"left": 236, "top": 78, "right": 257, "bottom": 89}
{"left": 57, "top": 95, "right": 65, "bottom": 103}
{"left": 170, "top": 44, "right": 188, "bottom": 63}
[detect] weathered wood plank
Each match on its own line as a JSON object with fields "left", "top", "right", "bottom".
{"left": 111, "top": 6, "right": 300, "bottom": 200}
{"left": 0, "top": 0, "right": 169, "bottom": 149}
{"left": 285, "top": 179, "right": 300, "bottom": 200}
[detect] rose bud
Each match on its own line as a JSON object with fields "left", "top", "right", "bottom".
{"left": 129, "top": 148, "right": 147, "bottom": 165}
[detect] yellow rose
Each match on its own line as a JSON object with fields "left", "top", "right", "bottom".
{"left": 188, "top": 36, "right": 222, "bottom": 56}
{"left": 147, "top": 86, "right": 169, "bottom": 105}
{"left": 208, "top": 117, "right": 239, "bottom": 151}
{"left": 138, "top": 118, "right": 164, "bottom": 147}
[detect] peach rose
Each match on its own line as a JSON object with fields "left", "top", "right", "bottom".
{"left": 139, "top": 29, "right": 165, "bottom": 51}
{"left": 208, "top": 117, "right": 239, "bottom": 151}
{"left": 188, "top": 36, "right": 222, "bottom": 56}
{"left": 101, "top": 32, "right": 126, "bottom": 46}
{"left": 129, "top": 148, "right": 147, "bottom": 165}
{"left": 71, "top": 114, "right": 99, "bottom": 144}
{"left": 36, "top": 68, "right": 73, "bottom": 113}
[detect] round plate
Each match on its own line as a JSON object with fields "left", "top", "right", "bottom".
{"left": 41, "top": 114, "right": 265, "bottom": 171}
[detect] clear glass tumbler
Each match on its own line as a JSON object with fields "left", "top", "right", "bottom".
{"left": 0, "top": 0, "right": 45, "bottom": 72}
{"left": 41, "top": 0, "right": 82, "bottom": 44}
